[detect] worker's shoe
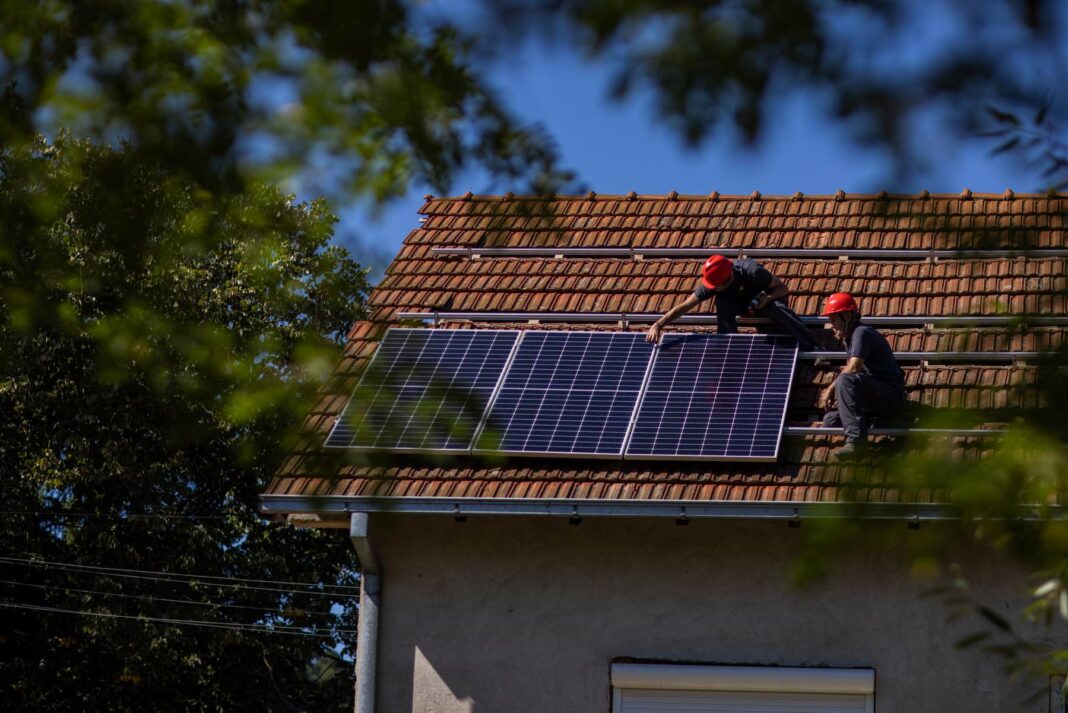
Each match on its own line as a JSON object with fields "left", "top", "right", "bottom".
{"left": 811, "top": 357, "right": 834, "bottom": 370}
{"left": 830, "top": 441, "right": 862, "bottom": 462}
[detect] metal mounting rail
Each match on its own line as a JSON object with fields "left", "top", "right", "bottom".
{"left": 784, "top": 426, "right": 1005, "bottom": 437}
{"left": 431, "top": 246, "right": 1068, "bottom": 260}
{"left": 395, "top": 311, "right": 1068, "bottom": 327}
{"left": 798, "top": 351, "right": 1046, "bottom": 362}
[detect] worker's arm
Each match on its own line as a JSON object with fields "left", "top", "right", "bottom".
{"left": 646, "top": 294, "right": 701, "bottom": 343}
{"left": 818, "top": 357, "right": 864, "bottom": 409}
{"left": 841, "top": 356, "right": 864, "bottom": 374}
{"left": 752, "top": 276, "right": 789, "bottom": 310}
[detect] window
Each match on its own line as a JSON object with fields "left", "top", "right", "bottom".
{"left": 611, "top": 663, "right": 875, "bottom": 713}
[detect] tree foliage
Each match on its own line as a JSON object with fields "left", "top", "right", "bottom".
{"left": 0, "top": 0, "right": 573, "bottom": 200}
{"left": 0, "top": 1, "right": 574, "bottom": 708}
{"left": 0, "top": 135, "right": 367, "bottom": 710}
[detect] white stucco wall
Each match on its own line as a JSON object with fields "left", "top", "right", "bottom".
{"left": 368, "top": 514, "right": 1045, "bottom": 712}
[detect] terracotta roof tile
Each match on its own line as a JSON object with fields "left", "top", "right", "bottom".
{"left": 265, "top": 194, "right": 1067, "bottom": 514}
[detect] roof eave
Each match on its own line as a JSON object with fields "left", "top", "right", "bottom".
{"left": 258, "top": 495, "right": 1060, "bottom": 522}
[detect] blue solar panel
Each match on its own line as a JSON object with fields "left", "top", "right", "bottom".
{"left": 624, "top": 334, "right": 798, "bottom": 461}
{"left": 475, "top": 332, "right": 655, "bottom": 457}
{"left": 325, "top": 329, "right": 519, "bottom": 451}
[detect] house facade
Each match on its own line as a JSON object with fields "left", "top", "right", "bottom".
{"left": 263, "top": 192, "right": 1067, "bottom": 712}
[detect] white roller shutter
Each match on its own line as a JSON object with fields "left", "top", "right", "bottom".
{"left": 612, "top": 664, "right": 875, "bottom": 713}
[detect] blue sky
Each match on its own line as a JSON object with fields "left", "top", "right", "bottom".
{"left": 335, "top": 7, "right": 1049, "bottom": 277}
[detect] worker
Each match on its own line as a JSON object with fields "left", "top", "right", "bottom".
{"left": 645, "top": 254, "right": 822, "bottom": 351}
{"left": 817, "top": 292, "right": 906, "bottom": 458}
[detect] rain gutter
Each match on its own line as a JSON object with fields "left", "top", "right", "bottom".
{"left": 262, "top": 496, "right": 1060, "bottom": 523}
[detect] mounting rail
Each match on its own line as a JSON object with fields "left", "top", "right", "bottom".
{"left": 797, "top": 351, "right": 1045, "bottom": 363}
{"left": 395, "top": 311, "right": 1068, "bottom": 327}
{"left": 784, "top": 426, "right": 1005, "bottom": 437}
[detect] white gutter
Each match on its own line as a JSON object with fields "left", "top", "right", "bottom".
{"left": 261, "top": 495, "right": 1060, "bottom": 522}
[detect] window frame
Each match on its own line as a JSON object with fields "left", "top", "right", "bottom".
{"left": 611, "top": 662, "right": 875, "bottom": 713}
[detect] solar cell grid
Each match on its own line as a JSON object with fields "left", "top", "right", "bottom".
{"left": 475, "top": 332, "right": 654, "bottom": 457}
{"left": 625, "top": 334, "right": 798, "bottom": 461}
{"left": 327, "top": 328, "right": 798, "bottom": 462}
{"left": 325, "top": 329, "right": 518, "bottom": 451}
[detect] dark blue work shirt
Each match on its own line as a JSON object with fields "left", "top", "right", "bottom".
{"left": 693, "top": 258, "right": 775, "bottom": 334}
{"left": 848, "top": 324, "right": 904, "bottom": 384}
{"left": 693, "top": 258, "right": 773, "bottom": 306}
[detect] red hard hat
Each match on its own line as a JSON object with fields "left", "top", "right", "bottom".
{"left": 700, "top": 255, "right": 733, "bottom": 289}
{"left": 822, "top": 292, "right": 859, "bottom": 316}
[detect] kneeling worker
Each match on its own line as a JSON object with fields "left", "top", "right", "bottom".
{"left": 645, "top": 255, "right": 821, "bottom": 350}
{"left": 818, "top": 292, "right": 906, "bottom": 458}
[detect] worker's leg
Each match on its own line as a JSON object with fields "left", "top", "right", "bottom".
{"left": 716, "top": 295, "right": 740, "bottom": 334}
{"left": 756, "top": 299, "right": 821, "bottom": 350}
{"left": 835, "top": 373, "right": 905, "bottom": 442}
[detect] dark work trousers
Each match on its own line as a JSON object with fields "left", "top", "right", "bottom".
{"left": 716, "top": 296, "right": 821, "bottom": 351}
{"left": 823, "top": 372, "right": 906, "bottom": 442}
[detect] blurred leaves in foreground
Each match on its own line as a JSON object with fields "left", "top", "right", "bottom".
{"left": 0, "top": 0, "right": 575, "bottom": 203}
{"left": 2, "top": 0, "right": 1068, "bottom": 708}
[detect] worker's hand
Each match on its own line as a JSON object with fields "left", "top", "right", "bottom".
{"left": 752, "top": 293, "right": 773, "bottom": 311}
{"left": 646, "top": 323, "right": 662, "bottom": 344}
{"left": 818, "top": 383, "right": 837, "bottom": 410}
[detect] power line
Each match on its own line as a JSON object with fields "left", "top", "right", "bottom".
{"left": 0, "top": 555, "right": 358, "bottom": 590}
{"left": 0, "top": 579, "right": 347, "bottom": 619}
{"left": 0, "top": 561, "right": 353, "bottom": 598}
{"left": 0, "top": 556, "right": 359, "bottom": 595}
{"left": 0, "top": 602, "right": 355, "bottom": 638}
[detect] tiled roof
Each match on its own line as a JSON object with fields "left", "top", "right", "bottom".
{"left": 263, "top": 193, "right": 1067, "bottom": 516}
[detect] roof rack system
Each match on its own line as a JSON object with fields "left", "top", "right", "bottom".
{"left": 431, "top": 246, "right": 1068, "bottom": 260}
{"left": 396, "top": 311, "right": 1068, "bottom": 328}
{"left": 783, "top": 426, "right": 1004, "bottom": 437}
{"left": 798, "top": 351, "right": 1044, "bottom": 363}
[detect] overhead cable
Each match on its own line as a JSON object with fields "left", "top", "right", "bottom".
{"left": 0, "top": 556, "right": 358, "bottom": 594}
{"left": 0, "top": 579, "right": 348, "bottom": 618}
{"left": 0, "top": 602, "right": 354, "bottom": 638}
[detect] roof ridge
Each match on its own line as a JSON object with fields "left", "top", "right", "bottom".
{"left": 423, "top": 191, "right": 1064, "bottom": 202}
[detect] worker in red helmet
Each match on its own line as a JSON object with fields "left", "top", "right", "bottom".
{"left": 646, "top": 254, "right": 821, "bottom": 351}
{"left": 818, "top": 292, "right": 906, "bottom": 459}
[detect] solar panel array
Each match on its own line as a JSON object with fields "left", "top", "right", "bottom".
{"left": 325, "top": 329, "right": 518, "bottom": 451}
{"left": 327, "top": 329, "right": 798, "bottom": 461}
{"left": 474, "top": 332, "right": 653, "bottom": 457}
{"left": 627, "top": 334, "right": 798, "bottom": 461}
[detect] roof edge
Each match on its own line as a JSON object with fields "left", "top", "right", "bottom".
{"left": 421, "top": 191, "right": 1065, "bottom": 203}
{"left": 259, "top": 495, "right": 1060, "bottom": 522}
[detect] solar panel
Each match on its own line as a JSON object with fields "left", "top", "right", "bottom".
{"left": 474, "top": 331, "right": 655, "bottom": 457}
{"left": 624, "top": 334, "right": 798, "bottom": 461}
{"left": 325, "top": 328, "right": 519, "bottom": 452}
